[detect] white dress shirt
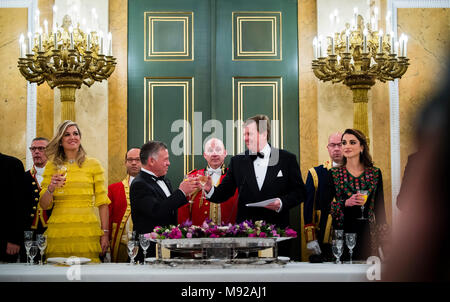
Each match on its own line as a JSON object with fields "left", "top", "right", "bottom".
{"left": 141, "top": 168, "right": 171, "bottom": 197}
{"left": 252, "top": 144, "right": 271, "bottom": 190}
{"left": 206, "top": 166, "right": 222, "bottom": 186}
{"left": 35, "top": 166, "right": 45, "bottom": 186}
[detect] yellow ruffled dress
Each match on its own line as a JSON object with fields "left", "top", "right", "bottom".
{"left": 40, "top": 157, "right": 111, "bottom": 263}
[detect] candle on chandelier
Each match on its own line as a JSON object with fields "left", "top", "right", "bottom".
{"left": 395, "top": 41, "right": 399, "bottom": 55}
{"left": 19, "top": 34, "right": 25, "bottom": 57}
{"left": 331, "top": 35, "right": 335, "bottom": 55}
{"left": 378, "top": 29, "right": 383, "bottom": 53}
{"left": 27, "top": 32, "right": 33, "bottom": 54}
{"left": 318, "top": 35, "right": 323, "bottom": 57}
{"left": 363, "top": 28, "right": 368, "bottom": 53}
{"left": 345, "top": 30, "right": 350, "bottom": 53}
{"left": 87, "top": 29, "right": 91, "bottom": 52}
{"left": 386, "top": 11, "right": 392, "bottom": 33}
{"left": 390, "top": 32, "right": 395, "bottom": 54}
{"left": 353, "top": 7, "right": 358, "bottom": 30}
{"left": 399, "top": 34, "right": 408, "bottom": 57}
{"left": 35, "top": 9, "right": 40, "bottom": 31}
{"left": 37, "top": 27, "right": 43, "bottom": 52}
{"left": 53, "top": 25, "right": 58, "bottom": 49}
{"left": 69, "top": 26, "right": 74, "bottom": 49}
{"left": 313, "top": 37, "right": 318, "bottom": 59}
{"left": 108, "top": 32, "right": 113, "bottom": 56}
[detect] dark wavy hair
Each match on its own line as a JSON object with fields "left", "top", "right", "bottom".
{"left": 341, "top": 128, "right": 373, "bottom": 167}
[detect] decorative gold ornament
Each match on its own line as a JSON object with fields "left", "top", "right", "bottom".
{"left": 312, "top": 9, "right": 409, "bottom": 142}
{"left": 17, "top": 15, "right": 116, "bottom": 121}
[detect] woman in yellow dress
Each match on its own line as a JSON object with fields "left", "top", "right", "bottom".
{"left": 39, "top": 120, "right": 110, "bottom": 262}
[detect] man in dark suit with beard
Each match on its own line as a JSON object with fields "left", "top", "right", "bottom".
{"left": 204, "top": 115, "right": 306, "bottom": 257}
{"left": 130, "top": 141, "right": 199, "bottom": 261}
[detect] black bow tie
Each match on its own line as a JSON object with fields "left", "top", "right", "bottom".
{"left": 151, "top": 175, "right": 165, "bottom": 182}
{"left": 250, "top": 152, "right": 265, "bottom": 161}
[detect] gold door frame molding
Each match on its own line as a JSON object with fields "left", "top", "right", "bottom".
{"left": 144, "top": 77, "right": 195, "bottom": 174}
{"left": 232, "top": 77, "right": 284, "bottom": 154}
{"left": 232, "top": 11, "right": 282, "bottom": 61}
{"left": 144, "top": 12, "right": 194, "bottom": 61}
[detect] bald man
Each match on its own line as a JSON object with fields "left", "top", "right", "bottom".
{"left": 302, "top": 132, "right": 343, "bottom": 262}
{"left": 108, "top": 148, "right": 141, "bottom": 262}
{"left": 178, "top": 138, "right": 238, "bottom": 225}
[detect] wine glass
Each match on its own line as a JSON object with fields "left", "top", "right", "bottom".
{"left": 28, "top": 242, "right": 38, "bottom": 265}
{"left": 345, "top": 233, "right": 357, "bottom": 264}
{"left": 56, "top": 165, "right": 68, "bottom": 194}
{"left": 197, "top": 170, "right": 212, "bottom": 200}
{"left": 36, "top": 234, "right": 47, "bottom": 265}
{"left": 332, "top": 240, "right": 344, "bottom": 264}
{"left": 334, "top": 229, "right": 344, "bottom": 241}
{"left": 139, "top": 234, "right": 150, "bottom": 263}
{"left": 24, "top": 231, "right": 34, "bottom": 265}
{"left": 183, "top": 174, "right": 196, "bottom": 204}
{"left": 357, "top": 190, "right": 369, "bottom": 220}
{"left": 127, "top": 240, "right": 139, "bottom": 265}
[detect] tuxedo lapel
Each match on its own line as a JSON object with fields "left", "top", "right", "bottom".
{"left": 243, "top": 151, "right": 260, "bottom": 192}
{"left": 141, "top": 172, "right": 168, "bottom": 198}
{"left": 261, "top": 147, "right": 281, "bottom": 192}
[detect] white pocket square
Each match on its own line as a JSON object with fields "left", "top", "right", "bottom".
{"left": 277, "top": 170, "right": 283, "bottom": 177}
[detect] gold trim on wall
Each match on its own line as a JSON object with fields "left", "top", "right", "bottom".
{"left": 232, "top": 77, "right": 283, "bottom": 154}
{"left": 144, "top": 12, "right": 194, "bottom": 61}
{"left": 232, "top": 11, "right": 282, "bottom": 61}
{"left": 144, "top": 78, "right": 195, "bottom": 174}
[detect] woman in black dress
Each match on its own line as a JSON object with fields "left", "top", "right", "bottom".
{"left": 330, "top": 129, "right": 387, "bottom": 260}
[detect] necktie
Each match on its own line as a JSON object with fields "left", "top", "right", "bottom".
{"left": 250, "top": 152, "right": 265, "bottom": 161}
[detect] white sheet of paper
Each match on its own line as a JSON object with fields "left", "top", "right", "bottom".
{"left": 245, "top": 198, "right": 278, "bottom": 207}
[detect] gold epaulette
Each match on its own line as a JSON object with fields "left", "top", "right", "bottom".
{"left": 304, "top": 224, "right": 316, "bottom": 242}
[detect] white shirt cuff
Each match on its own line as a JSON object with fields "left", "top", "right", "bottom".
{"left": 205, "top": 186, "right": 214, "bottom": 199}
{"left": 276, "top": 199, "right": 283, "bottom": 213}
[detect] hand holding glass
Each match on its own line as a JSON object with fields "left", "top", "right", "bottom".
{"left": 55, "top": 165, "right": 67, "bottom": 193}
{"left": 357, "top": 190, "right": 369, "bottom": 220}
{"left": 183, "top": 174, "right": 197, "bottom": 204}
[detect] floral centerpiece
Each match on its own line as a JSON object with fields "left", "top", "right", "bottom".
{"left": 144, "top": 219, "right": 297, "bottom": 240}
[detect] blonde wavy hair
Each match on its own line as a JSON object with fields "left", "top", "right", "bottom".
{"left": 46, "top": 120, "right": 87, "bottom": 167}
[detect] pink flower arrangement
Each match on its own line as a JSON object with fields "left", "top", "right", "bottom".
{"left": 148, "top": 219, "right": 297, "bottom": 240}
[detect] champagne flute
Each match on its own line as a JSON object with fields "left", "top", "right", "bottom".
{"left": 24, "top": 231, "right": 34, "bottom": 265}
{"left": 332, "top": 239, "right": 344, "bottom": 264}
{"left": 183, "top": 174, "right": 196, "bottom": 204}
{"left": 334, "top": 229, "right": 344, "bottom": 241}
{"left": 28, "top": 242, "right": 38, "bottom": 265}
{"left": 345, "top": 233, "right": 357, "bottom": 264}
{"left": 139, "top": 234, "right": 150, "bottom": 263}
{"left": 127, "top": 240, "right": 139, "bottom": 265}
{"left": 37, "top": 234, "right": 47, "bottom": 265}
{"left": 198, "top": 170, "right": 212, "bottom": 200}
{"left": 56, "top": 164, "right": 68, "bottom": 194}
{"left": 357, "top": 190, "right": 369, "bottom": 220}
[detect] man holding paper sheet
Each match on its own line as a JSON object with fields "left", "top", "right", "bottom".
{"left": 204, "top": 115, "right": 306, "bottom": 230}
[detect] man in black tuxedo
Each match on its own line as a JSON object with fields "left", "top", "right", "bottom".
{"left": 0, "top": 153, "right": 25, "bottom": 262}
{"left": 204, "top": 115, "right": 306, "bottom": 256}
{"left": 130, "top": 141, "right": 199, "bottom": 261}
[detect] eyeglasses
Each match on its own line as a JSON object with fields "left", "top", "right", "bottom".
{"left": 29, "top": 147, "right": 46, "bottom": 152}
{"left": 327, "top": 143, "right": 342, "bottom": 148}
{"left": 126, "top": 158, "right": 140, "bottom": 163}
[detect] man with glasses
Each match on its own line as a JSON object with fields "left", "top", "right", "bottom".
{"left": 20, "top": 137, "right": 50, "bottom": 262}
{"left": 108, "top": 148, "right": 141, "bottom": 262}
{"left": 302, "top": 132, "right": 343, "bottom": 262}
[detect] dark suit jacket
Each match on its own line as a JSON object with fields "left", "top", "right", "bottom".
{"left": 0, "top": 153, "right": 25, "bottom": 262}
{"left": 208, "top": 147, "right": 306, "bottom": 228}
{"left": 130, "top": 170, "right": 188, "bottom": 259}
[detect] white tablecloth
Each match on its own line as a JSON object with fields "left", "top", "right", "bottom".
{"left": 0, "top": 262, "right": 371, "bottom": 282}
